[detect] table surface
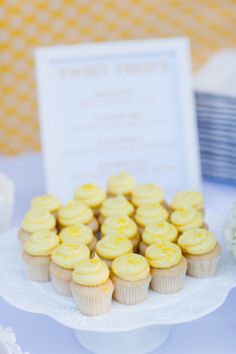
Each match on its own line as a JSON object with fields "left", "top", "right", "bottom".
{"left": 1, "top": 153, "right": 236, "bottom": 354}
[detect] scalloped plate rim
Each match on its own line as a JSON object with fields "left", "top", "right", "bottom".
{"left": 0, "top": 211, "right": 236, "bottom": 332}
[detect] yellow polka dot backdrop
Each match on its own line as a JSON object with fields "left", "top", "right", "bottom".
{"left": 1, "top": 0, "right": 236, "bottom": 155}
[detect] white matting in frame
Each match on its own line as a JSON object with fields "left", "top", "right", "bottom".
{"left": 35, "top": 37, "right": 201, "bottom": 202}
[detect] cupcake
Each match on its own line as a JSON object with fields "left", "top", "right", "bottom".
{"left": 18, "top": 207, "right": 56, "bottom": 245}
{"left": 99, "top": 195, "right": 134, "bottom": 224}
{"left": 111, "top": 253, "right": 151, "bottom": 305}
{"left": 171, "top": 191, "right": 204, "bottom": 215}
{"left": 23, "top": 230, "right": 59, "bottom": 282}
{"left": 134, "top": 204, "right": 169, "bottom": 234}
{"left": 177, "top": 228, "right": 221, "bottom": 278}
{"left": 170, "top": 207, "right": 207, "bottom": 234}
{"left": 107, "top": 172, "right": 136, "bottom": 199}
{"left": 145, "top": 242, "right": 187, "bottom": 294}
{"left": 71, "top": 258, "right": 114, "bottom": 316}
{"left": 50, "top": 242, "right": 90, "bottom": 296}
{"left": 59, "top": 224, "right": 97, "bottom": 252}
{"left": 131, "top": 183, "right": 168, "bottom": 210}
{"left": 74, "top": 183, "right": 106, "bottom": 216}
{"left": 95, "top": 235, "right": 132, "bottom": 268}
{"left": 139, "top": 221, "right": 178, "bottom": 255}
{"left": 101, "top": 215, "right": 140, "bottom": 252}
{"left": 31, "top": 194, "right": 61, "bottom": 217}
{"left": 58, "top": 201, "right": 98, "bottom": 233}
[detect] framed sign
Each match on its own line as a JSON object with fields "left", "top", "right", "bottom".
{"left": 35, "top": 38, "right": 201, "bottom": 202}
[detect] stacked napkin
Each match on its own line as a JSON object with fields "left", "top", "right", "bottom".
{"left": 194, "top": 50, "right": 236, "bottom": 184}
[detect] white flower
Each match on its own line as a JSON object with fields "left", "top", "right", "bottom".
{"left": 0, "top": 326, "right": 29, "bottom": 354}
{"left": 224, "top": 203, "right": 236, "bottom": 255}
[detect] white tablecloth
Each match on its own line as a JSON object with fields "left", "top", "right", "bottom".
{"left": 1, "top": 153, "right": 236, "bottom": 354}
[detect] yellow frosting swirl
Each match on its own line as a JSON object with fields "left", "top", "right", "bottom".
{"left": 59, "top": 224, "right": 93, "bottom": 246}
{"left": 111, "top": 253, "right": 150, "bottom": 281}
{"left": 101, "top": 215, "right": 138, "bottom": 239}
{"left": 171, "top": 191, "right": 203, "bottom": 211}
{"left": 107, "top": 172, "right": 136, "bottom": 195}
{"left": 24, "top": 230, "right": 59, "bottom": 256}
{"left": 58, "top": 201, "right": 93, "bottom": 226}
{"left": 72, "top": 258, "right": 109, "bottom": 286}
{"left": 131, "top": 183, "right": 165, "bottom": 207}
{"left": 145, "top": 242, "right": 182, "bottom": 269}
{"left": 178, "top": 228, "right": 216, "bottom": 255}
{"left": 142, "top": 221, "right": 178, "bottom": 245}
{"left": 100, "top": 195, "right": 134, "bottom": 218}
{"left": 134, "top": 204, "right": 168, "bottom": 227}
{"left": 170, "top": 208, "right": 203, "bottom": 233}
{"left": 96, "top": 235, "right": 132, "bottom": 260}
{"left": 31, "top": 194, "right": 61, "bottom": 213}
{"left": 22, "top": 207, "right": 56, "bottom": 233}
{"left": 74, "top": 183, "right": 106, "bottom": 208}
{"left": 51, "top": 242, "right": 90, "bottom": 269}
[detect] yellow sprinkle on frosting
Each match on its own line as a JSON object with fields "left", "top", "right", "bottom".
{"left": 100, "top": 195, "right": 134, "bottom": 218}
{"left": 24, "top": 230, "right": 59, "bottom": 256}
{"left": 51, "top": 242, "right": 90, "bottom": 269}
{"left": 111, "top": 253, "right": 150, "bottom": 281}
{"left": 74, "top": 183, "right": 106, "bottom": 208}
{"left": 134, "top": 204, "right": 168, "bottom": 227}
{"left": 142, "top": 221, "right": 178, "bottom": 245}
{"left": 101, "top": 215, "right": 137, "bottom": 239}
{"left": 22, "top": 206, "right": 56, "bottom": 233}
{"left": 96, "top": 235, "right": 132, "bottom": 260}
{"left": 107, "top": 172, "right": 136, "bottom": 195}
{"left": 170, "top": 207, "right": 203, "bottom": 233}
{"left": 58, "top": 201, "right": 93, "bottom": 227}
{"left": 171, "top": 191, "right": 203, "bottom": 211}
{"left": 131, "top": 183, "right": 165, "bottom": 207}
{"left": 72, "top": 258, "right": 109, "bottom": 286}
{"left": 178, "top": 228, "right": 216, "bottom": 255}
{"left": 31, "top": 194, "right": 61, "bottom": 213}
{"left": 59, "top": 224, "right": 93, "bottom": 246}
{"left": 145, "top": 242, "right": 182, "bottom": 269}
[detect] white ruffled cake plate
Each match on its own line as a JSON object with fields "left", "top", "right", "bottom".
{"left": 0, "top": 212, "right": 236, "bottom": 354}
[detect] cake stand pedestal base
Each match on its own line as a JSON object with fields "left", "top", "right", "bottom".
{"left": 74, "top": 325, "right": 171, "bottom": 354}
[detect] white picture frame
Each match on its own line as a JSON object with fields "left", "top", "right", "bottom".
{"left": 35, "top": 37, "right": 201, "bottom": 202}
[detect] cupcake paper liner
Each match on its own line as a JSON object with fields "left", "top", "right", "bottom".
{"left": 150, "top": 272, "right": 186, "bottom": 294}
{"left": 150, "top": 257, "right": 187, "bottom": 294}
{"left": 112, "top": 274, "right": 151, "bottom": 305}
{"left": 71, "top": 279, "right": 114, "bottom": 316}
{"left": 49, "top": 262, "right": 73, "bottom": 296}
{"left": 185, "top": 243, "right": 221, "bottom": 278}
{"left": 51, "top": 275, "right": 72, "bottom": 296}
{"left": 186, "top": 256, "right": 220, "bottom": 278}
{"left": 73, "top": 294, "right": 112, "bottom": 316}
{"left": 25, "top": 262, "right": 51, "bottom": 282}
{"left": 23, "top": 251, "right": 51, "bottom": 282}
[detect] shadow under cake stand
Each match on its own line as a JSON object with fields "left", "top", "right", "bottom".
{"left": 0, "top": 212, "right": 236, "bottom": 354}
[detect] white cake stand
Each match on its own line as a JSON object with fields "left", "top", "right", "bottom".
{"left": 0, "top": 212, "right": 236, "bottom": 354}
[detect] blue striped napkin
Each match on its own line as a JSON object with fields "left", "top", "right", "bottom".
{"left": 196, "top": 92, "right": 236, "bottom": 184}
